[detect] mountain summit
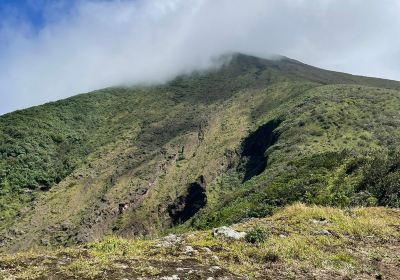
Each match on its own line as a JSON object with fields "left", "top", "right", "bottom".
{"left": 1, "top": 53, "right": 400, "bottom": 254}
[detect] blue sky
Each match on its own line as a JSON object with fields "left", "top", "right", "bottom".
{"left": 0, "top": 0, "right": 77, "bottom": 31}
{"left": 0, "top": 0, "right": 46, "bottom": 30}
{"left": 1, "top": 0, "right": 400, "bottom": 115}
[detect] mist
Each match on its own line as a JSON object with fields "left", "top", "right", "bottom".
{"left": 1, "top": 0, "right": 400, "bottom": 115}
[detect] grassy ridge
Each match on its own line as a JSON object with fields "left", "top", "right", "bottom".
{"left": 1, "top": 204, "right": 399, "bottom": 279}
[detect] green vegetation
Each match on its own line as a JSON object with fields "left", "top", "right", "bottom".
{"left": 189, "top": 84, "right": 400, "bottom": 229}
{"left": 1, "top": 53, "right": 400, "bottom": 254}
{"left": 245, "top": 225, "right": 270, "bottom": 244}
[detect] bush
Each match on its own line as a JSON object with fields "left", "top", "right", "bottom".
{"left": 356, "top": 151, "right": 400, "bottom": 207}
{"left": 245, "top": 225, "right": 270, "bottom": 244}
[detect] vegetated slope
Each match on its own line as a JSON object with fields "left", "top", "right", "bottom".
{"left": 1, "top": 53, "right": 400, "bottom": 252}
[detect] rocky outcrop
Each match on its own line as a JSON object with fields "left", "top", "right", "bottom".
{"left": 212, "top": 226, "right": 247, "bottom": 240}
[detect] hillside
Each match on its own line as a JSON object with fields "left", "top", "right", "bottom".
{"left": 1, "top": 53, "right": 400, "bottom": 255}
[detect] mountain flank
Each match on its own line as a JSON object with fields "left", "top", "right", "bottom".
{"left": 1, "top": 53, "right": 400, "bottom": 261}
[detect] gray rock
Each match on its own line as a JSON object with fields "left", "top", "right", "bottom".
{"left": 162, "top": 234, "right": 181, "bottom": 243}
{"left": 160, "top": 275, "right": 180, "bottom": 280}
{"left": 202, "top": 247, "right": 212, "bottom": 254}
{"left": 40, "top": 238, "right": 50, "bottom": 246}
{"left": 184, "top": 245, "right": 198, "bottom": 256}
{"left": 115, "top": 263, "right": 128, "bottom": 269}
{"left": 309, "top": 218, "right": 329, "bottom": 225}
{"left": 157, "top": 234, "right": 182, "bottom": 248}
{"left": 212, "top": 226, "right": 246, "bottom": 240}
{"left": 315, "top": 229, "right": 332, "bottom": 236}
{"left": 209, "top": 266, "right": 221, "bottom": 272}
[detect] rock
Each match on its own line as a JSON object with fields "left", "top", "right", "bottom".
{"left": 211, "top": 255, "right": 219, "bottom": 262}
{"left": 162, "top": 234, "right": 181, "bottom": 243}
{"left": 209, "top": 266, "right": 221, "bottom": 272}
{"left": 185, "top": 245, "right": 194, "bottom": 253}
{"left": 157, "top": 234, "right": 182, "bottom": 248}
{"left": 40, "top": 238, "right": 50, "bottom": 246}
{"left": 279, "top": 234, "right": 286, "bottom": 238}
{"left": 160, "top": 275, "right": 180, "bottom": 280}
{"left": 60, "top": 223, "right": 69, "bottom": 231}
{"left": 315, "top": 229, "right": 332, "bottom": 236}
{"left": 184, "top": 245, "right": 198, "bottom": 256}
{"left": 202, "top": 247, "right": 212, "bottom": 254}
{"left": 212, "top": 226, "right": 246, "bottom": 240}
{"left": 309, "top": 218, "right": 329, "bottom": 225}
{"left": 115, "top": 263, "right": 128, "bottom": 269}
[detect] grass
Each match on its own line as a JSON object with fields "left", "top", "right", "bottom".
{"left": 1, "top": 203, "right": 399, "bottom": 279}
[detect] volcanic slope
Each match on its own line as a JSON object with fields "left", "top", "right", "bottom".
{"left": 1, "top": 53, "right": 400, "bottom": 252}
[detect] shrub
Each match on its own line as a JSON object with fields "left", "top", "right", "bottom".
{"left": 245, "top": 225, "right": 270, "bottom": 244}
{"left": 356, "top": 151, "right": 400, "bottom": 207}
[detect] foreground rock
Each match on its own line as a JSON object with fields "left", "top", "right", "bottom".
{"left": 212, "top": 226, "right": 247, "bottom": 240}
{"left": 157, "top": 234, "right": 182, "bottom": 248}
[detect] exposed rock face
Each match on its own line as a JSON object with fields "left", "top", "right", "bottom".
{"left": 168, "top": 176, "right": 207, "bottom": 225}
{"left": 238, "top": 119, "right": 281, "bottom": 182}
{"left": 212, "top": 226, "right": 247, "bottom": 240}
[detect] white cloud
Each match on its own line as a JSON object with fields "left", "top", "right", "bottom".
{"left": 1, "top": 0, "right": 400, "bottom": 114}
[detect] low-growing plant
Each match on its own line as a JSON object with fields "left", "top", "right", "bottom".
{"left": 245, "top": 225, "right": 271, "bottom": 244}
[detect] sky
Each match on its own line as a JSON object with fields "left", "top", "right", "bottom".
{"left": 1, "top": 0, "right": 400, "bottom": 115}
